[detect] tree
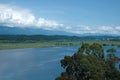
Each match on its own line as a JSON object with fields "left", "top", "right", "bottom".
{"left": 90, "top": 43, "right": 104, "bottom": 60}
{"left": 55, "top": 43, "right": 120, "bottom": 80}
{"left": 105, "top": 48, "right": 120, "bottom": 80}
{"left": 107, "top": 48, "right": 116, "bottom": 54}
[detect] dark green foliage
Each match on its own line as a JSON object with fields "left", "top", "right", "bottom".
{"left": 105, "top": 53, "right": 120, "bottom": 80}
{"left": 55, "top": 43, "right": 120, "bottom": 80}
{"left": 107, "top": 48, "right": 116, "bottom": 54}
{"left": 118, "top": 45, "right": 120, "bottom": 47}
{"left": 90, "top": 43, "right": 104, "bottom": 59}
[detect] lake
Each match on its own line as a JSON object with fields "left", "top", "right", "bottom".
{"left": 0, "top": 46, "right": 119, "bottom": 80}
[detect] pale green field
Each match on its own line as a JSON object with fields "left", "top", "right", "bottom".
{"left": 0, "top": 40, "right": 120, "bottom": 50}
{"left": 0, "top": 41, "right": 80, "bottom": 50}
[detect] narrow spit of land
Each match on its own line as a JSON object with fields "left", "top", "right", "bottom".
{"left": 0, "top": 35, "right": 120, "bottom": 50}
{"left": 0, "top": 40, "right": 120, "bottom": 50}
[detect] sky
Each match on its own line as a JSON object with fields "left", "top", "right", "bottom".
{"left": 0, "top": 0, "right": 120, "bottom": 35}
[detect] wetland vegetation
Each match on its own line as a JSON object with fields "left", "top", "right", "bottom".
{"left": 0, "top": 35, "right": 120, "bottom": 50}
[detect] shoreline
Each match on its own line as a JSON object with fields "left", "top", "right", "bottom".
{"left": 0, "top": 41, "right": 120, "bottom": 50}
{"left": 0, "top": 42, "right": 80, "bottom": 50}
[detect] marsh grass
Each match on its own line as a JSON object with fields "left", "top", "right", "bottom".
{"left": 0, "top": 40, "right": 120, "bottom": 50}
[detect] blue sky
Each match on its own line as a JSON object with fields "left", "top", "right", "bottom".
{"left": 0, "top": 0, "right": 120, "bottom": 35}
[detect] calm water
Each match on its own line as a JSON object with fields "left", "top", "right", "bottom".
{"left": 0, "top": 46, "right": 119, "bottom": 80}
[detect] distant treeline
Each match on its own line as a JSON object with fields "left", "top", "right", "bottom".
{"left": 0, "top": 35, "right": 120, "bottom": 43}
{"left": 0, "top": 35, "right": 81, "bottom": 42}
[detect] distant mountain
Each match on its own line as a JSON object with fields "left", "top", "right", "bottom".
{"left": 0, "top": 26, "right": 119, "bottom": 36}
{"left": 0, "top": 26, "right": 75, "bottom": 36}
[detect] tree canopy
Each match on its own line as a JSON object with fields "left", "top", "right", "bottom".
{"left": 107, "top": 48, "right": 116, "bottom": 54}
{"left": 55, "top": 43, "right": 120, "bottom": 80}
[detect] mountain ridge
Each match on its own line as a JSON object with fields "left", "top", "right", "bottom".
{"left": 0, "top": 26, "right": 119, "bottom": 36}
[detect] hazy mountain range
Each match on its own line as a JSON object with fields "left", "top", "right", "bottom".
{"left": 0, "top": 26, "right": 77, "bottom": 36}
{"left": 0, "top": 26, "right": 119, "bottom": 36}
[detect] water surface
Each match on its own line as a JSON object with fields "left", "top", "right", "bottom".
{"left": 0, "top": 46, "right": 119, "bottom": 80}
{"left": 0, "top": 46, "right": 79, "bottom": 80}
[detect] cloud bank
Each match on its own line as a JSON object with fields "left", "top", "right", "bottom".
{"left": 0, "top": 4, "right": 120, "bottom": 35}
{"left": 65, "top": 25, "right": 120, "bottom": 35}
{"left": 0, "top": 4, "right": 64, "bottom": 30}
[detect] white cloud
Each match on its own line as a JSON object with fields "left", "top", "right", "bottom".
{"left": 36, "top": 18, "right": 64, "bottom": 30}
{"left": 0, "top": 3, "right": 63, "bottom": 29}
{"left": 115, "top": 26, "right": 120, "bottom": 30}
{"left": 65, "top": 25, "right": 120, "bottom": 35}
{"left": 0, "top": 4, "right": 119, "bottom": 35}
